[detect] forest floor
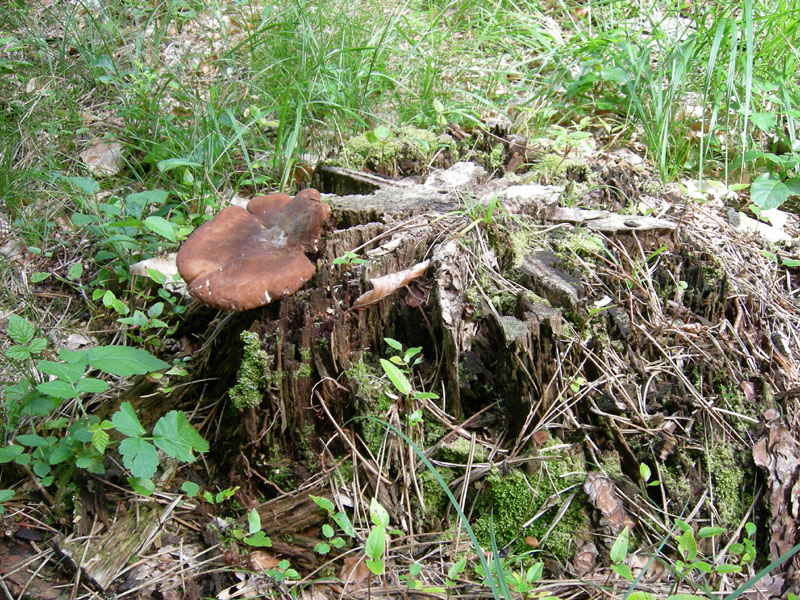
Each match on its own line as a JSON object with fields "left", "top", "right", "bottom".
{"left": 1, "top": 1, "right": 800, "bottom": 599}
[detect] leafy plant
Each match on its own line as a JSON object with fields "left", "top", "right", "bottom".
{"left": 309, "top": 494, "right": 353, "bottom": 555}
{"left": 365, "top": 497, "right": 391, "bottom": 575}
{"left": 1, "top": 316, "right": 207, "bottom": 493}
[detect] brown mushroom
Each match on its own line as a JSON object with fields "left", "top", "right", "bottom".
{"left": 176, "top": 190, "right": 331, "bottom": 311}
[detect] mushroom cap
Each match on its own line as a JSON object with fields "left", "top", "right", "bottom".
{"left": 176, "top": 190, "right": 330, "bottom": 310}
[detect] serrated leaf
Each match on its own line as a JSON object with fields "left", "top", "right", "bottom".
{"left": 119, "top": 437, "right": 159, "bottom": 479}
{"left": 380, "top": 359, "right": 411, "bottom": 395}
{"left": 248, "top": 508, "right": 261, "bottom": 534}
{"left": 17, "top": 434, "right": 50, "bottom": 447}
{"left": 112, "top": 402, "right": 146, "bottom": 437}
{"left": 28, "top": 338, "right": 48, "bottom": 354}
{"left": 370, "top": 497, "right": 390, "bottom": 527}
{"left": 143, "top": 216, "right": 178, "bottom": 243}
{"left": 0, "top": 446, "right": 25, "bottom": 463}
{"left": 153, "top": 410, "right": 208, "bottom": 461}
{"left": 610, "top": 526, "right": 629, "bottom": 563}
{"left": 48, "top": 446, "right": 73, "bottom": 464}
{"left": 76, "top": 377, "right": 110, "bottom": 395}
{"left": 365, "top": 525, "right": 385, "bottom": 561}
{"left": 37, "top": 360, "right": 85, "bottom": 384}
{"left": 7, "top": 314, "right": 35, "bottom": 345}
{"left": 87, "top": 345, "right": 169, "bottom": 376}
{"left": 36, "top": 380, "right": 77, "bottom": 399}
{"left": 6, "top": 346, "right": 32, "bottom": 361}
{"left": 92, "top": 429, "right": 110, "bottom": 453}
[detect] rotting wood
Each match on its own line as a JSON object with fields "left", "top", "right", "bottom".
{"left": 52, "top": 497, "right": 180, "bottom": 592}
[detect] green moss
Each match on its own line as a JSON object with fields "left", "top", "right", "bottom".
{"left": 229, "top": 330, "right": 271, "bottom": 410}
{"left": 472, "top": 443, "right": 589, "bottom": 560}
{"left": 708, "top": 444, "right": 745, "bottom": 528}
{"left": 415, "top": 467, "right": 456, "bottom": 528}
{"left": 437, "top": 437, "right": 486, "bottom": 463}
{"left": 527, "top": 153, "right": 593, "bottom": 186}
{"left": 662, "top": 465, "right": 692, "bottom": 503}
{"left": 346, "top": 358, "right": 392, "bottom": 455}
{"left": 488, "top": 144, "right": 505, "bottom": 169}
{"left": 333, "top": 126, "right": 439, "bottom": 172}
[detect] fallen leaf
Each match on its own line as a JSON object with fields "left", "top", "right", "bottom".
{"left": 352, "top": 260, "right": 431, "bottom": 309}
{"left": 247, "top": 550, "right": 280, "bottom": 572}
{"left": 572, "top": 542, "right": 597, "bottom": 576}
{"left": 79, "top": 140, "right": 124, "bottom": 176}
{"left": 339, "top": 555, "right": 371, "bottom": 591}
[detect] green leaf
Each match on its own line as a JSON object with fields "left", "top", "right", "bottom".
{"left": 751, "top": 111, "right": 777, "bottom": 133}
{"left": 322, "top": 523, "right": 334, "bottom": 538}
{"left": 373, "top": 125, "right": 392, "bottom": 142}
{"left": 119, "top": 437, "right": 159, "bottom": 479}
{"left": 65, "top": 176, "right": 100, "bottom": 195}
{"left": 181, "top": 481, "right": 200, "bottom": 497}
{"left": 157, "top": 158, "right": 202, "bottom": 173}
{"left": 67, "top": 263, "right": 83, "bottom": 281}
{"left": 370, "top": 497, "right": 390, "bottom": 527}
{"left": 76, "top": 377, "right": 110, "bottom": 395}
{"left": 715, "top": 564, "right": 742, "bottom": 574}
{"left": 639, "top": 463, "right": 651, "bottom": 483}
{"left": 244, "top": 531, "right": 272, "bottom": 547}
{"left": 7, "top": 314, "right": 35, "bottom": 345}
{"left": 248, "top": 508, "right": 261, "bottom": 534}
{"left": 330, "top": 537, "right": 345, "bottom": 548}
{"left": 6, "top": 345, "right": 32, "bottom": 361}
{"left": 28, "top": 338, "right": 48, "bottom": 354}
{"left": 48, "top": 446, "right": 72, "bottom": 464}
{"left": 310, "top": 494, "right": 335, "bottom": 513}
{"left": 91, "top": 429, "right": 109, "bottom": 454}
{"left": 526, "top": 562, "right": 543, "bottom": 582}
{"left": 37, "top": 360, "right": 85, "bottom": 383}
{"left": 698, "top": 526, "right": 726, "bottom": 538}
{"left": 0, "top": 446, "right": 25, "bottom": 463}
{"left": 143, "top": 216, "right": 178, "bottom": 243}
{"left": 128, "top": 477, "right": 155, "bottom": 496}
{"left": 87, "top": 345, "right": 169, "bottom": 376}
{"left": 333, "top": 511, "right": 355, "bottom": 537}
{"left": 751, "top": 173, "right": 789, "bottom": 209}
{"left": 448, "top": 557, "right": 467, "bottom": 579}
{"left": 610, "top": 563, "right": 633, "bottom": 581}
{"left": 0, "top": 489, "right": 13, "bottom": 504}
{"left": 30, "top": 272, "right": 50, "bottom": 283}
{"left": 36, "top": 380, "right": 77, "bottom": 399}
{"left": 365, "top": 525, "right": 385, "bottom": 561}
{"left": 380, "top": 359, "right": 411, "bottom": 395}
{"left": 610, "top": 526, "right": 629, "bottom": 563}
{"left": 666, "top": 595, "right": 708, "bottom": 600}
{"left": 628, "top": 592, "right": 656, "bottom": 600}
{"left": 314, "top": 542, "right": 330, "bottom": 554}
{"left": 384, "top": 338, "right": 403, "bottom": 351}
{"left": 16, "top": 434, "right": 50, "bottom": 447}
{"left": 112, "top": 402, "right": 146, "bottom": 437}
{"left": 366, "top": 558, "right": 384, "bottom": 575}
{"left": 153, "top": 411, "right": 209, "bottom": 461}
